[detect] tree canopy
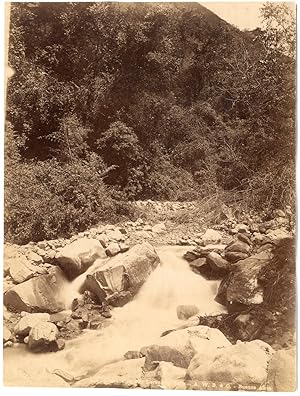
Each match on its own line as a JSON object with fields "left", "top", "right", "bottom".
{"left": 5, "top": 2, "right": 295, "bottom": 243}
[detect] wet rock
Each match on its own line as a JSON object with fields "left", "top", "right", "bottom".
{"left": 75, "top": 358, "right": 145, "bottom": 388}
{"left": 88, "top": 243, "right": 160, "bottom": 303}
{"left": 56, "top": 238, "right": 106, "bottom": 279}
{"left": 266, "top": 347, "right": 296, "bottom": 391}
{"left": 143, "top": 326, "right": 231, "bottom": 370}
{"left": 15, "top": 313, "right": 50, "bottom": 336}
{"left": 106, "top": 291, "right": 132, "bottom": 307}
{"left": 184, "top": 250, "right": 202, "bottom": 262}
{"left": 82, "top": 275, "right": 107, "bottom": 303}
{"left": 177, "top": 305, "right": 200, "bottom": 320}
{"left": 189, "top": 257, "right": 206, "bottom": 268}
{"left": 106, "top": 242, "right": 121, "bottom": 256}
{"left": 4, "top": 267, "right": 66, "bottom": 313}
{"left": 28, "top": 321, "right": 59, "bottom": 352}
{"left": 187, "top": 340, "right": 274, "bottom": 387}
{"left": 184, "top": 244, "right": 226, "bottom": 262}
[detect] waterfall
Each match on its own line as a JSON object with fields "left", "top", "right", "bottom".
{"left": 4, "top": 246, "right": 226, "bottom": 383}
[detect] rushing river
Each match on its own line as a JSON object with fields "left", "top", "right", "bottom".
{"left": 4, "top": 246, "right": 226, "bottom": 386}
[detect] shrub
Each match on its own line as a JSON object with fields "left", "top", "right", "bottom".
{"left": 4, "top": 158, "right": 129, "bottom": 244}
{"left": 145, "top": 156, "right": 201, "bottom": 201}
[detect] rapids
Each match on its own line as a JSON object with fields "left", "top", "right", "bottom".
{"left": 4, "top": 246, "right": 226, "bottom": 384}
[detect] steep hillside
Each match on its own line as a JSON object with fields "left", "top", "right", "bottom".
{"left": 5, "top": 2, "right": 295, "bottom": 244}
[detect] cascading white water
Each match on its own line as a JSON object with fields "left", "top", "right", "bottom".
{"left": 62, "top": 257, "right": 110, "bottom": 309}
{"left": 4, "top": 246, "right": 226, "bottom": 384}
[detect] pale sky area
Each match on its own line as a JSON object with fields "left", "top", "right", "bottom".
{"left": 201, "top": 1, "right": 295, "bottom": 30}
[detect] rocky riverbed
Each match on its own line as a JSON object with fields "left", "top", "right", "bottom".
{"left": 3, "top": 205, "right": 296, "bottom": 390}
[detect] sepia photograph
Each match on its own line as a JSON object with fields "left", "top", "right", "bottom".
{"left": 2, "top": 0, "right": 296, "bottom": 391}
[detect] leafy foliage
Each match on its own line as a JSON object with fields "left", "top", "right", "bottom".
{"left": 5, "top": 2, "right": 295, "bottom": 243}
{"left": 4, "top": 157, "right": 130, "bottom": 244}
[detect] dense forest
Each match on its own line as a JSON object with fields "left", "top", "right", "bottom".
{"left": 5, "top": 2, "right": 295, "bottom": 244}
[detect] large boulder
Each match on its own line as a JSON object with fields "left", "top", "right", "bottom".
{"left": 56, "top": 238, "right": 106, "bottom": 279}
{"left": 266, "top": 348, "right": 296, "bottom": 391}
{"left": 4, "top": 267, "right": 67, "bottom": 313}
{"left": 83, "top": 243, "right": 160, "bottom": 303}
{"left": 15, "top": 313, "right": 50, "bottom": 336}
{"left": 28, "top": 321, "right": 59, "bottom": 351}
{"left": 186, "top": 340, "right": 274, "bottom": 388}
{"left": 216, "top": 251, "right": 272, "bottom": 310}
{"left": 142, "top": 326, "right": 231, "bottom": 370}
{"left": 9, "top": 255, "right": 47, "bottom": 284}
{"left": 75, "top": 358, "right": 145, "bottom": 388}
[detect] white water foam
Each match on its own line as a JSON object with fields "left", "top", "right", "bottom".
{"left": 4, "top": 246, "right": 226, "bottom": 383}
